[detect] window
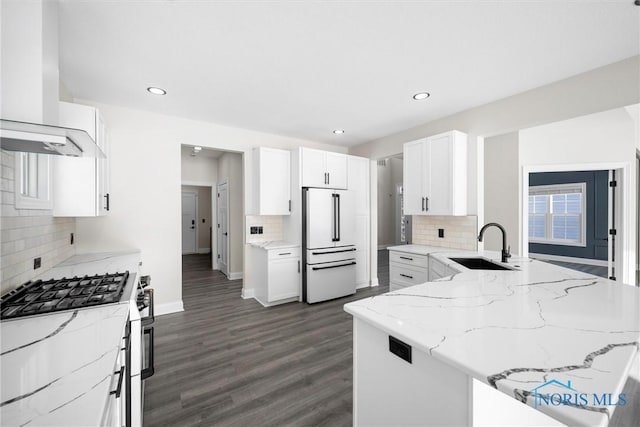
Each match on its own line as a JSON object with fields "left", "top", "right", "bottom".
{"left": 14, "top": 152, "right": 52, "bottom": 209}
{"left": 528, "top": 183, "right": 586, "bottom": 246}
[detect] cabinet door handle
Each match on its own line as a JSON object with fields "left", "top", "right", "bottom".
{"left": 327, "top": 173, "right": 330, "bottom": 185}
{"left": 110, "top": 366, "right": 125, "bottom": 398}
{"left": 324, "top": 173, "right": 327, "bottom": 184}
{"left": 400, "top": 273, "right": 414, "bottom": 279}
{"left": 104, "top": 193, "right": 110, "bottom": 211}
{"left": 288, "top": 200, "right": 291, "bottom": 212}
{"left": 425, "top": 197, "right": 429, "bottom": 212}
{"left": 399, "top": 256, "right": 413, "bottom": 261}
{"left": 297, "top": 260, "right": 300, "bottom": 273}
{"left": 422, "top": 197, "right": 425, "bottom": 211}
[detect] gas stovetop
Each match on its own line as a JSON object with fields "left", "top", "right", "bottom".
{"left": 0, "top": 271, "right": 130, "bottom": 320}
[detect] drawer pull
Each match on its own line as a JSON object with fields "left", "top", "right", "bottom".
{"left": 279, "top": 252, "right": 292, "bottom": 256}
{"left": 399, "top": 256, "right": 413, "bottom": 261}
{"left": 399, "top": 273, "right": 414, "bottom": 279}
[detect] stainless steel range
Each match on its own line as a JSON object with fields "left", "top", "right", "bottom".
{"left": 0, "top": 272, "right": 132, "bottom": 319}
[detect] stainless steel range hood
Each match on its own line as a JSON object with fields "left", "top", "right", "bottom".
{"left": 0, "top": 119, "right": 105, "bottom": 158}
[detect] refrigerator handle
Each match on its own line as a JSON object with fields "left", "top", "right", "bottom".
{"left": 336, "top": 194, "right": 341, "bottom": 241}
{"left": 332, "top": 194, "right": 338, "bottom": 242}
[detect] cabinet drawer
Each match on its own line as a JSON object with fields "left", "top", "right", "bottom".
{"left": 390, "top": 263, "right": 428, "bottom": 288}
{"left": 389, "top": 251, "right": 428, "bottom": 268}
{"left": 268, "top": 247, "right": 300, "bottom": 259}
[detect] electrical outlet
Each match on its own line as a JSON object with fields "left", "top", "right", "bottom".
{"left": 34, "top": 257, "right": 41, "bottom": 269}
{"left": 250, "top": 226, "right": 259, "bottom": 235}
{"left": 438, "top": 228, "right": 445, "bottom": 238}
{"left": 258, "top": 226, "right": 264, "bottom": 234}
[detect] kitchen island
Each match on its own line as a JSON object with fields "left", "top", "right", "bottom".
{"left": 345, "top": 249, "right": 639, "bottom": 426}
{"left": 0, "top": 251, "right": 141, "bottom": 427}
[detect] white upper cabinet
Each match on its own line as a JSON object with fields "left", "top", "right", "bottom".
{"left": 403, "top": 130, "right": 467, "bottom": 216}
{"left": 300, "top": 147, "right": 347, "bottom": 189}
{"left": 53, "top": 102, "right": 110, "bottom": 217}
{"left": 253, "top": 147, "right": 291, "bottom": 215}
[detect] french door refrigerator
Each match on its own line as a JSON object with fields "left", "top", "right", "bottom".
{"left": 303, "top": 188, "right": 357, "bottom": 303}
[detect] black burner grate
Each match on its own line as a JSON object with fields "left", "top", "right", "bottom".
{"left": 0, "top": 271, "right": 129, "bottom": 320}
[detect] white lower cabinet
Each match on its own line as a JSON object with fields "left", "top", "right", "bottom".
{"left": 389, "top": 251, "right": 429, "bottom": 291}
{"left": 102, "top": 325, "right": 128, "bottom": 427}
{"left": 253, "top": 246, "right": 300, "bottom": 306}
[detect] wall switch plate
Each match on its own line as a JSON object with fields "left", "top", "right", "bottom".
{"left": 34, "top": 257, "right": 41, "bottom": 269}
{"left": 438, "top": 228, "right": 445, "bottom": 238}
{"left": 250, "top": 226, "right": 259, "bottom": 234}
{"left": 258, "top": 226, "right": 264, "bottom": 234}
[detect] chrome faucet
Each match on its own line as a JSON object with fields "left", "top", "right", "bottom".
{"left": 478, "top": 222, "right": 511, "bottom": 263}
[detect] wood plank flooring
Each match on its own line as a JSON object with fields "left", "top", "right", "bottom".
{"left": 145, "top": 252, "right": 638, "bottom": 426}
{"left": 143, "top": 254, "right": 388, "bottom": 426}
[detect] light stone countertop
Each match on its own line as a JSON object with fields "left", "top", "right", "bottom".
{"left": 346, "top": 247, "right": 640, "bottom": 426}
{"left": 0, "top": 251, "right": 141, "bottom": 427}
{"left": 250, "top": 240, "right": 300, "bottom": 250}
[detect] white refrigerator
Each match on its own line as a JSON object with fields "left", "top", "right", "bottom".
{"left": 303, "top": 188, "right": 357, "bottom": 303}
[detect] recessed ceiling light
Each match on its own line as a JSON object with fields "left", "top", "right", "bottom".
{"left": 193, "top": 146, "right": 202, "bottom": 152}
{"left": 147, "top": 86, "right": 167, "bottom": 95}
{"left": 333, "top": 129, "right": 344, "bottom": 135}
{"left": 412, "top": 92, "right": 430, "bottom": 100}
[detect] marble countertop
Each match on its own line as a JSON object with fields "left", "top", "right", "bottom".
{"left": 1, "top": 251, "right": 140, "bottom": 426}
{"left": 345, "top": 249, "right": 640, "bottom": 426}
{"left": 250, "top": 240, "right": 300, "bottom": 250}
{"left": 386, "top": 244, "right": 455, "bottom": 256}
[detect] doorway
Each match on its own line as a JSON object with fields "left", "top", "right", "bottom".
{"left": 181, "top": 191, "right": 198, "bottom": 254}
{"left": 217, "top": 181, "right": 229, "bottom": 278}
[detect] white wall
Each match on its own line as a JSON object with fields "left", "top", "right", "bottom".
{"left": 519, "top": 107, "right": 637, "bottom": 284}
{"left": 73, "top": 99, "right": 347, "bottom": 309}
{"left": 349, "top": 56, "right": 640, "bottom": 218}
{"left": 376, "top": 158, "right": 403, "bottom": 247}
{"left": 181, "top": 150, "right": 218, "bottom": 183}
{"left": 483, "top": 132, "right": 520, "bottom": 253}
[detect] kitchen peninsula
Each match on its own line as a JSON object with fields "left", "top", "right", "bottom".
{"left": 344, "top": 247, "right": 640, "bottom": 426}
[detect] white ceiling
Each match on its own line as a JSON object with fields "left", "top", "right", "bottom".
{"left": 58, "top": 1, "right": 639, "bottom": 147}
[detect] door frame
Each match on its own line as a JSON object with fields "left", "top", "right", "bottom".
{"left": 181, "top": 190, "right": 199, "bottom": 255}
{"left": 217, "top": 179, "right": 229, "bottom": 277}
{"left": 182, "top": 180, "right": 217, "bottom": 269}
{"left": 521, "top": 161, "right": 632, "bottom": 285}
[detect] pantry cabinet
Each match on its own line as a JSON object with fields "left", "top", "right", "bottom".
{"left": 53, "top": 101, "right": 110, "bottom": 217}
{"left": 403, "top": 131, "right": 467, "bottom": 216}
{"left": 301, "top": 147, "right": 347, "bottom": 189}
{"left": 252, "top": 147, "right": 291, "bottom": 215}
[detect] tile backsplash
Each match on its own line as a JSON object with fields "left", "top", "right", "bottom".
{"left": 1, "top": 151, "right": 76, "bottom": 295}
{"left": 412, "top": 215, "right": 478, "bottom": 251}
{"left": 245, "top": 215, "right": 284, "bottom": 243}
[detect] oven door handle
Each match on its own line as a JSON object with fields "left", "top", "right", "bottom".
{"left": 141, "top": 288, "right": 154, "bottom": 327}
{"left": 141, "top": 326, "right": 155, "bottom": 380}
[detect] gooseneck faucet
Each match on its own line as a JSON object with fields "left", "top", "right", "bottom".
{"left": 478, "top": 222, "right": 511, "bottom": 263}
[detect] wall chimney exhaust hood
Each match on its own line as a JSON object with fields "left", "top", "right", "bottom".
{"left": 0, "top": 119, "right": 105, "bottom": 158}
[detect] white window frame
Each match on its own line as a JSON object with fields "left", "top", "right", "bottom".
{"left": 14, "top": 152, "right": 53, "bottom": 210}
{"left": 528, "top": 182, "right": 587, "bottom": 247}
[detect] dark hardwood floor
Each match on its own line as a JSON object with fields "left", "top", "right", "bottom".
{"left": 143, "top": 254, "right": 388, "bottom": 426}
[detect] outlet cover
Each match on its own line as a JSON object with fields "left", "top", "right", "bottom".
{"left": 250, "top": 226, "right": 259, "bottom": 235}
{"left": 258, "top": 226, "right": 264, "bottom": 234}
{"left": 438, "top": 229, "right": 445, "bottom": 238}
{"left": 34, "top": 257, "right": 42, "bottom": 269}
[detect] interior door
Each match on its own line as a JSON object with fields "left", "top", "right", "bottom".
{"left": 306, "top": 188, "right": 335, "bottom": 248}
{"left": 217, "top": 182, "right": 229, "bottom": 276}
{"left": 181, "top": 191, "right": 197, "bottom": 254}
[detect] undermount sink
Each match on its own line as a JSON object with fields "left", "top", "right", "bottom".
{"left": 448, "top": 257, "right": 514, "bottom": 271}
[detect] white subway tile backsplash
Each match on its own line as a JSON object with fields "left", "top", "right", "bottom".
{"left": 412, "top": 215, "right": 478, "bottom": 251}
{"left": 245, "top": 215, "right": 284, "bottom": 243}
{"left": 0, "top": 150, "right": 76, "bottom": 295}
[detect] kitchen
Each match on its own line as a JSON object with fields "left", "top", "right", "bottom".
{"left": 1, "top": 1, "right": 639, "bottom": 426}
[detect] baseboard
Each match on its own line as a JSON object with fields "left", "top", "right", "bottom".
{"left": 241, "top": 288, "right": 254, "bottom": 299}
{"left": 228, "top": 271, "right": 243, "bottom": 280}
{"left": 370, "top": 278, "right": 379, "bottom": 287}
{"left": 155, "top": 300, "right": 184, "bottom": 316}
{"left": 356, "top": 282, "right": 370, "bottom": 290}
{"left": 529, "top": 253, "right": 608, "bottom": 267}
{"left": 197, "top": 248, "right": 211, "bottom": 254}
